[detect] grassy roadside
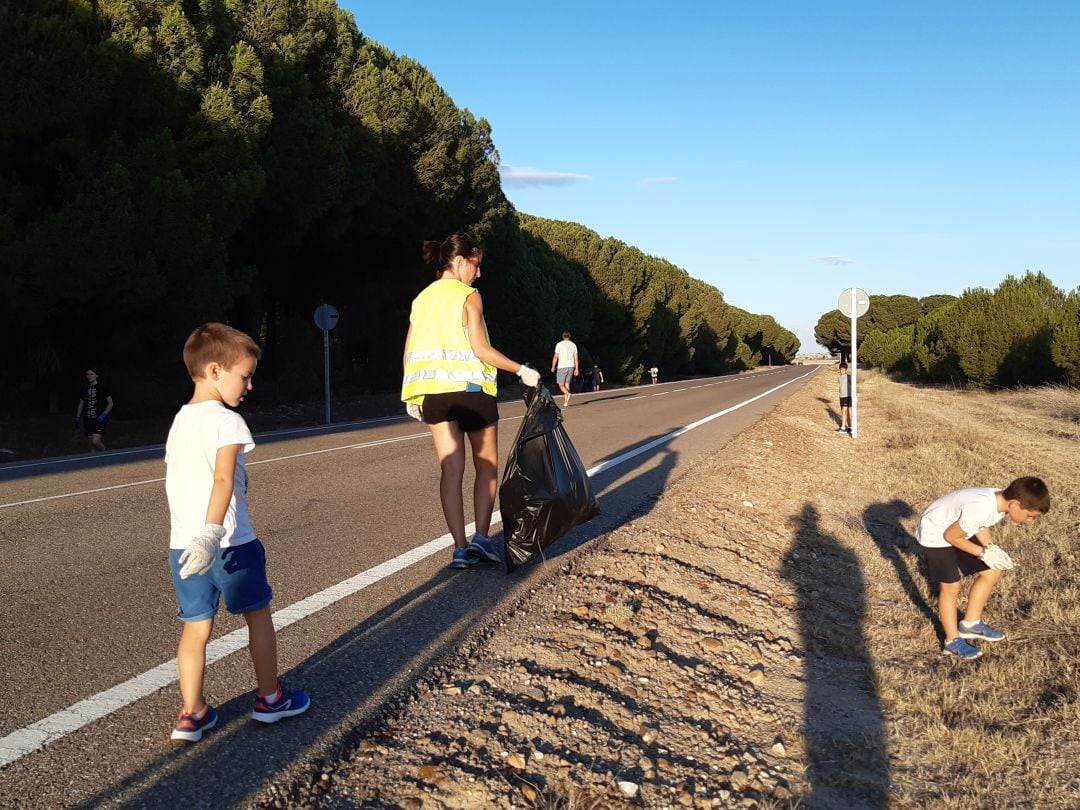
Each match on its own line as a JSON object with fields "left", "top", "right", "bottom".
{"left": 251, "top": 370, "right": 1079, "bottom": 809}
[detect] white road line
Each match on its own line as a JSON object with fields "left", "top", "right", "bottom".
{"left": 0, "top": 369, "right": 813, "bottom": 768}
{"left": 626, "top": 395, "right": 645, "bottom": 401}
{"left": 653, "top": 392, "right": 670, "bottom": 396}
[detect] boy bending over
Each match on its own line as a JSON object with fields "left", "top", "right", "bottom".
{"left": 917, "top": 476, "right": 1049, "bottom": 660}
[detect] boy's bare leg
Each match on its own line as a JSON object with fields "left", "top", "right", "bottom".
{"left": 178, "top": 618, "right": 214, "bottom": 713}
{"left": 429, "top": 421, "right": 468, "bottom": 548}
{"left": 468, "top": 425, "right": 498, "bottom": 537}
{"left": 937, "top": 581, "right": 962, "bottom": 640}
{"left": 245, "top": 606, "right": 279, "bottom": 696}
{"left": 962, "top": 568, "right": 1003, "bottom": 624}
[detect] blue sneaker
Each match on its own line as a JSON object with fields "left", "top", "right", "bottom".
{"left": 959, "top": 620, "right": 1007, "bottom": 642}
{"left": 171, "top": 705, "right": 218, "bottom": 742}
{"left": 251, "top": 684, "right": 311, "bottom": 723}
{"left": 942, "top": 638, "right": 983, "bottom": 660}
{"left": 465, "top": 533, "right": 501, "bottom": 563}
{"left": 451, "top": 547, "right": 478, "bottom": 569}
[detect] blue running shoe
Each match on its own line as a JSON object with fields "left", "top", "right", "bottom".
{"left": 251, "top": 684, "right": 311, "bottom": 723}
{"left": 451, "top": 547, "right": 478, "bottom": 569}
{"left": 959, "top": 619, "right": 1007, "bottom": 642}
{"left": 942, "top": 638, "right": 983, "bottom": 660}
{"left": 465, "top": 533, "right": 501, "bottom": 563}
{"left": 171, "top": 705, "right": 218, "bottom": 742}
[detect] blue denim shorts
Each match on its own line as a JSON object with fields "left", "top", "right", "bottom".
{"left": 168, "top": 538, "right": 273, "bottom": 621}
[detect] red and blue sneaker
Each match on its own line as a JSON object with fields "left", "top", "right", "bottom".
{"left": 251, "top": 683, "right": 311, "bottom": 724}
{"left": 170, "top": 705, "right": 218, "bottom": 742}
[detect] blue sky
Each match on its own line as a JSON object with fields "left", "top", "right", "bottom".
{"left": 341, "top": 1, "right": 1079, "bottom": 351}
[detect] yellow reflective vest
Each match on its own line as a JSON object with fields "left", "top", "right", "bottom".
{"left": 401, "top": 278, "right": 498, "bottom": 405}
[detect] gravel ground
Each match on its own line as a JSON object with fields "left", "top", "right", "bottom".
{"left": 245, "top": 370, "right": 876, "bottom": 810}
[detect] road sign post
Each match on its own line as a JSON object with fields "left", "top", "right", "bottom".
{"left": 838, "top": 287, "right": 869, "bottom": 439}
{"left": 313, "top": 304, "right": 339, "bottom": 425}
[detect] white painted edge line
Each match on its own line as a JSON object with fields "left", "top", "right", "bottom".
{"left": 0, "top": 369, "right": 813, "bottom": 767}
{"left": 653, "top": 392, "right": 670, "bottom": 396}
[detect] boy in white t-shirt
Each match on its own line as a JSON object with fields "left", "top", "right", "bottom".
{"left": 165, "top": 323, "right": 310, "bottom": 742}
{"left": 917, "top": 476, "right": 1049, "bottom": 660}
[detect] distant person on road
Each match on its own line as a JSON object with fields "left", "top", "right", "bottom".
{"left": 917, "top": 476, "right": 1049, "bottom": 660}
{"left": 402, "top": 232, "right": 540, "bottom": 570}
{"left": 164, "top": 323, "right": 310, "bottom": 743}
{"left": 591, "top": 364, "right": 604, "bottom": 392}
{"left": 836, "top": 361, "right": 852, "bottom": 434}
{"left": 75, "top": 368, "right": 113, "bottom": 452}
{"left": 551, "top": 331, "right": 579, "bottom": 408}
{"left": 649, "top": 366, "right": 659, "bottom": 385}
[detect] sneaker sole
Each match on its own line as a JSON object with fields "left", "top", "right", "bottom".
{"left": 465, "top": 548, "right": 501, "bottom": 563}
{"left": 958, "top": 631, "right": 1007, "bottom": 642}
{"left": 170, "top": 714, "right": 217, "bottom": 742}
{"left": 252, "top": 700, "right": 310, "bottom": 724}
{"left": 942, "top": 648, "right": 983, "bottom": 660}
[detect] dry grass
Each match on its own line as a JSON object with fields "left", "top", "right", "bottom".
{"left": 828, "top": 371, "right": 1080, "bottom": 808}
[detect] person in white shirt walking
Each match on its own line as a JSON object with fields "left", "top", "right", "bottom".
{"left": 551, "top": 331, "right": 579, "bottom": 408}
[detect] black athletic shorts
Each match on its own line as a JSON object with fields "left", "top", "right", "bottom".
{"left": 839, "top": 396, "right": 852, "bottom": 407}
{"left": 421, "top": 391, "right": 498, "bottom": 432}
{"left": 84, "top": 417, "right": 107, "bottom": 436}
{"left": 922, "top": 544, "right": 989, "bottom": 585}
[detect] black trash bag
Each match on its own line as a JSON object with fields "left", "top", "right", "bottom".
{"left": 500, "top": 382, "right": 600, "bottom": 573}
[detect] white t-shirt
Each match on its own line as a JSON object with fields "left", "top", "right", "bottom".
{"left": 553, "top": 339, "right": 578, "bottom": 369}
{"left": 165, "top": 400, "right": 257, "bottom": 550}
{"left": 917, "top": 487, "right": 1003, "bottom": 548}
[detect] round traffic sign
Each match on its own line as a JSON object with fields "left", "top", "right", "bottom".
{"left": 838, "top": 287, "right": 870, "bottom": 318}
{"left": 314, "top": 303, "right": 339, "bottom": 331}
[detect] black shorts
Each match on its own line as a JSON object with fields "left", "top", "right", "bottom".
{"left": 84, "top": 417, "right": 107, "bottom": 436}
{"left": 839, "top": 396, "right": 852, "bottom": 407}
{"left": 422, "top": 391, "right": 498, "bottom": 432}
{"left": 922, "top": 544, "right": 989, "bottom": 585}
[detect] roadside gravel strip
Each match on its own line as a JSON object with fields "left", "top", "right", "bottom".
{"left": 249, "top": 370, "right": 881, "bottom": 809}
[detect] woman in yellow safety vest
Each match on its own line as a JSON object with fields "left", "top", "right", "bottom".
{"left": 402, "top": 232, "right": 541, "bottom": 569}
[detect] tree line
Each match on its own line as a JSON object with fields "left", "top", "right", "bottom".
{"left": 814, "top": 273, "right": 1080, "bottom": 387}
{"left": 1, "top": 0, "right": 797, "bottom": 417}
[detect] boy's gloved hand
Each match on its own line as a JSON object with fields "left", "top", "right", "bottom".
{"left": 178, "top": 524, "right": 226, "bottom": 579}
{"left": 517, "top": 366, "right": 541, "bottom": 387}
{"left": 406, "top": 403, "right": 423, "bottom": 421}
{"left": 74, "top": 416, "right": 81, "bottom": 427}
{"left": 96, "top": 414, "right": 108, "bottom": 425}
{"left": 979, "top": 544, "right": 1014, "bottom": 570}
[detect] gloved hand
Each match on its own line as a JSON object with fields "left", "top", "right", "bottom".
{"left": 178, "top": 524, "right": 226, "bottom": 579}
{"left": 979, "top": 544, "right": 1014, "bottom": 571}
{"left": 74, "top": 416, "right": 81, "bottom": 427}
{"left": 517, "top": 366, "right": 541, "bottom": 387}
{"left": 96, "top": 414, "right": 108, "bottom": 425}
{"left": 406, "top": 403, "right": 423, "bottom": 421}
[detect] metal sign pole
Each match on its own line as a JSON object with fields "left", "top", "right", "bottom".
{"left": 322, "top": 328, "right": 331, "bottom": 425}
{"left": 850, "top": 287, "right": 858, "bottom": 439}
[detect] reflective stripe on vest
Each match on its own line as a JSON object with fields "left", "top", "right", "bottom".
{"left": 401, "top": 279, "right": 498, "bottom": 404}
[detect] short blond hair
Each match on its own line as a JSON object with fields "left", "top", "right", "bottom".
{"left": 183, "top": 322, "right": 261, "bottom": 379}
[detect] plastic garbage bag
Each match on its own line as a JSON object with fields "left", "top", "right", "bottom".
{"left": 500, "top": 382, "right": 600, "bottom": 572}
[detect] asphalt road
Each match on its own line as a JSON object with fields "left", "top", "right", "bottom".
{"left": 0, "top": 366, "right": 817, "bottom": 808}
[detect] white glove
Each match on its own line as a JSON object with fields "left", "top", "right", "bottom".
{"left": 516, "top": 366, "right": 540, "bottom": 387}
{"left": 406, "top": 403, "right": 423, "bottom": 421}
{"left": 979, "top": 544, "right": 1014, "bottom": 571}
{"left": 178, "top": 524, "right": 226, "bottom": 579}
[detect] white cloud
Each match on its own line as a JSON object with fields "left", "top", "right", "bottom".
{"left": 641, "top": 176, "right": 678, "bottom": 185}
{"left": 816, "top": 255, "right": 854, "bottom": 265}
{"left": 498, "top": 166, "right": 592, "bottom": 187}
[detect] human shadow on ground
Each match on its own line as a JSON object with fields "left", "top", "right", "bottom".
{"left": 862, "top": 500, "right": 939, "bottom": 639}
{"left": 67, "top": 430, "right": 681, "bottom": 809}
{"left": 780, "top": 504, "right": 889, "bottom": 809}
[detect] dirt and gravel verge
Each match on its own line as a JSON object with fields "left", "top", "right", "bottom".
{"left": 247, "top": 370, "right": 878, "bottom": 809}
